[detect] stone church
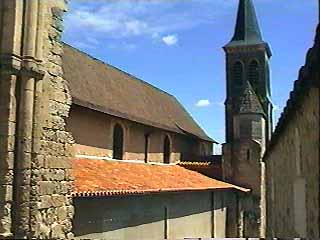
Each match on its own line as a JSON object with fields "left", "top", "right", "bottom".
{"left": 0, "top": 0, "right": 319, "bottom": 239}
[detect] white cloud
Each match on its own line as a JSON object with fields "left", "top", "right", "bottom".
{"left": 195, "top": 99, "right": 211, "bottom": 107}
{"left": 162, "top": 35, "right": 178, "bottom": 46}
{"left": 63, "top": 0, "right": 237, "bottom": 49}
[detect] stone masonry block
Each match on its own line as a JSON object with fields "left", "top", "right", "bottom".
{"left": 44, "top": 115, "right": 65, "bottom": 130}
{"left": 0, "top": 170, "right": 14, "bottom": 185}
{"left": 0, "top": 185, "right": 13, "bottom": 202}
{"left": 52, "top": 169, "right": 65, "bottom": 181}
{"left": 0, "top": 151, "right": 14, "bottom": 169}
{"left": 48, "top": 100, "right": 70, "bottom": 117}
{"left": 47, "top": 62, "right": 63, "bottom": 77}
{"left": 51, "top": 194, "right": 65, "bottom": 208}
{"left": 48, "top": 89, "right": 68, "bottom": 105}
{"left": 56, "top": 206, "right": 68, "bottom": 222}
{"left": 56, "top": 131, "right": 73, "bottom": 144}
{"left": 31, "top": 154, "right": 45, "bottom": 169}
{"left": 39, "top": 181, "right": 56, "bottom": 196}
{"left": 45, "top": 207, "right": 57, "bottom": 225}
{"left": 38, "top": 195, "right": 53, "bottom": 209}
{"left": 46, "top": 156, "right": 71, "bottom": 169}
{"left": 59, "top": 181, "right": 72, "bottom": 194}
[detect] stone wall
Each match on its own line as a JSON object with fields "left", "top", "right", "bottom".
{"left": 223, "top": 138, "right": 262, "bottom": 237}
{"left": 265, "top": 88, "right": 319, "bottom": 238}
{"left": 0, "top": 1, "right": 74, "bottom": 238}
{"left": 67, "top": 104, "right": 212, "bottom": 163}
{"left": 264, "top": 24, "right": 320, "bottom": 238}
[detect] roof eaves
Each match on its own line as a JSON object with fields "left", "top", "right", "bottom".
{"left": 72, "top": 186, "right": 250, "bottom": 198}
{"left": 72, "top": 98, "right": 214, "bottom": 142}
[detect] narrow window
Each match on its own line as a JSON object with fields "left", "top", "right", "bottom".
{"left": 248, "top": 60, "right": 259, "bottom": 90}
{"left": 113, "top": 124, "right": 124, "bottom": 160}
{"left": 163, "top": 136, "right": 171, "bottom": 164}
{"left": 144, "top": 134, "right": 149, "bottom": 163}
{"left": 233, "top": 61, "right": 244, "bottom": 86}
{"left": 247, "top": 149, "right": 251, "bottom": 161}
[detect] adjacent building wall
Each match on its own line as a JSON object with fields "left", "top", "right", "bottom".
{"left": 73, "top": 191, "right": 238, "bottom": 239}
{"left": 264, "top": 24, "right": 320, "bottom": 238}
{"left": 265, "top": 87, "right": 319, "bottom": 238}
{"left": 67, "top": 105, "right": 212, "bottom": 163}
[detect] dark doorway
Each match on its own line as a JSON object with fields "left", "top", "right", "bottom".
{"left": 113, "top": 124, "right": 124, "bottom": 160}
{"left": 163, "top": 136, "right": 171, "bottom": 164}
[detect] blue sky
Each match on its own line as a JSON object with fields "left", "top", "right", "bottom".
{"left": 63, "top": 0, "right": 318, "bottom": 152}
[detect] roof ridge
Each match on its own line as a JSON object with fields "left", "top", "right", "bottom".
{"left": 62, "top": 42, "right": 176, "bottom": 99}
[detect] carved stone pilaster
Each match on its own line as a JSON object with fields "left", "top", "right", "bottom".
{"left": 0, "top": 1, "right": 74, "bottom": 238}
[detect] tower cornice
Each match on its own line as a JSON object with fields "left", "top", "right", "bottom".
{"left": 224, "top": 42, "right": 272, "bottom": 58}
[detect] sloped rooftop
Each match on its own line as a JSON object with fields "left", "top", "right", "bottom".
{"left": 62, "top": 44, "right": 214, "bottom": 142}
{"left": 72, "top": 158, "right": 249, "bottom": 197}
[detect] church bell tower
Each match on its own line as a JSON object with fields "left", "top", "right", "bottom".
{"left": 222, "top": 0, "right": 273, "bottom": 236}
{"left": 222, "top": 0, "right": 273, "bottom": 195}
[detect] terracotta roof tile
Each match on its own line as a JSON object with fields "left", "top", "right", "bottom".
{"left": 177, "top": 161, "right": 223, "bottom": 180}
{"left": 72, "top": 158, "right": 249, "bottom": 197}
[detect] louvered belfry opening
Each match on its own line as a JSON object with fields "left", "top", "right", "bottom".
{"left": 233, "top": 61, "right": 244, "bottom": 86}
{"left": 248, "top": 60, "right": 259, "bottom": 91}
{"left": 113, "top": 124, "right": 124, "bottom": 160}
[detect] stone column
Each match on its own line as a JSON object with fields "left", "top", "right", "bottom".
{"left": 0, "top": 1, "right": 24, "bottom": 237}
{"left": 0, "top": 1, "right": 74, "bottom": 239}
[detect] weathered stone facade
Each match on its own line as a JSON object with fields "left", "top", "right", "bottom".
{"left": 67, "top": 105, "right": 212, "bottom": 164}
{"left": 0, "top": 0, "right": 74, "bottom": 238}
{"left": 264, "top": 24, "right": 320, "bottom": 238}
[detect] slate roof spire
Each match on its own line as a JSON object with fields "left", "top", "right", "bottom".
{"left": 226, "top": 0, "right": 266, "bottom": 47}
{"left": 236, "top": 81, "right": 265, "bottom": 115}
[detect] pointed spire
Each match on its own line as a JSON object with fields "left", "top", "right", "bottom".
{"left": 226, "top": 0, "right": 265, "bottom": 47}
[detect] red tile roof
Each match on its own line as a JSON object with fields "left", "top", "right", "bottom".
{"left": 177, "top": 161, "right": 223, "bottom": 180}
{"left": 72, "top": 158, "right": 249, "bottom": 197}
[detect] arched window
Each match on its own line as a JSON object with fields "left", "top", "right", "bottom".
{"left": 144, "top": 134, "right": 150, "bottom": 163}
{"left": 113, "top": 124, "right": 124, "bottom": 160}
{"left": 248, "top": 60, "right": 259, "bottom": 88}
{"left": 163, "top": 136, "right": 171, "bottom": 164}
{"left": 233, "top": 61, "right": 244, "bottom": 85}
